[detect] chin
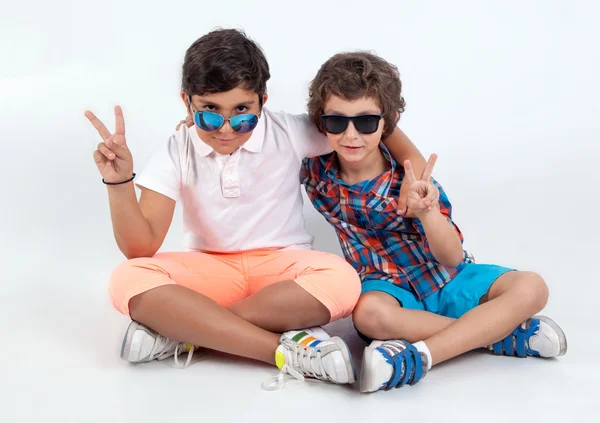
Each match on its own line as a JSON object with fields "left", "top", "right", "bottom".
{"left": 214, "top": 145, "right": 240, "bottom": 155}
{"left": 336, "top": 150, "right": 367, "bottom": 163}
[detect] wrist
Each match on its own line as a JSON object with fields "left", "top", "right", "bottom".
{"left": 103, "top": 173, "right": 136, "bottom": 186}
{"left": 415, "top": 205, "right": 441, "bottom": 222}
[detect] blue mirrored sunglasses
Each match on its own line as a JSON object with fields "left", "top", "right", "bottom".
{"left": 194, "top": 111, "right": 259, "bottom": 134}
{"left": 188, "top": 95, "right": 260, "bottom": 134}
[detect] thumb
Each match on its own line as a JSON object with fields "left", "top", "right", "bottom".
{"left": 397, "top": 193, "right": 408, "bottom": 215}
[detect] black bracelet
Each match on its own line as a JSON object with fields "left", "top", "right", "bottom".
{"left": 103, "top": 173, "right": 136, "bottom": 185}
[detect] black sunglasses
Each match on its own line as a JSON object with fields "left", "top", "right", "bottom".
{"left": 321, "top": 114, "right": 383, "bottom": 135}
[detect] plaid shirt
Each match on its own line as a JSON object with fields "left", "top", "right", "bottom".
{"left": 301, "top": 144, "right": 475, "bottom": 300}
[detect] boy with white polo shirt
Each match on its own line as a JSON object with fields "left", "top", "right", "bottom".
{"left": 85, "top": 28, "right": 427, "bottom": 389}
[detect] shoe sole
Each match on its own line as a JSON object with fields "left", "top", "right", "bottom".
{"left": 359, "top": 346, "right": 380, "bottom": 393}
{"left": 331, "top": 336, "right": 357, "bottom": 384}
{"left": 359, "top": 346, "right": 369, "bottom": 392}
{"left": 535, "top": 315, "right": 568, "bottom": 357}
{"left": 120, "top": 321, "right": 143, "bottom": 362}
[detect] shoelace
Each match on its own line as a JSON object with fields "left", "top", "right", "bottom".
{"left": 148, "top": 335, "right": 195, "bottom": 368}
{"left": 262, "top": 344, "right": 327, "bottom": 391}
{"left": 376, "top": 340, "right": 423, "bottom": 389}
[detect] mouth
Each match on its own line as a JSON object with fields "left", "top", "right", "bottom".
{"left": 215, "top": 138, "right": 237, "bottom": 144}
{"left": 341, "top": 146, "right": 363, "bottom": 152}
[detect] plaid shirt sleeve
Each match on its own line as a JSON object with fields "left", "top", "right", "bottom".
{"left": 410, "top": 178, "right": 465, "bottom": 263}
{"left": 300, "top": 157, "right": 313, "bottom": 187}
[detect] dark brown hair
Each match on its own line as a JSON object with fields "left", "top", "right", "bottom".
{"left": 308, "top": 52, "right": 405, "bottom": 138}
{"left": 182, "top": 28, "right": 270, "bottom": 100}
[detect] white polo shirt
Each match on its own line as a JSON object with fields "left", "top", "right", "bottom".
{"left": 135, "top": 108, "right": 332, "bottom": 253}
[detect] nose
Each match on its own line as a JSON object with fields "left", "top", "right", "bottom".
{"left": 344, "top": 121, "right": 359, "bottom": 140}
{"left": 219, "top": 119, "right": 234, "bottom": 134}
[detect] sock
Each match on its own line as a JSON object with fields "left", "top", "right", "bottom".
{"left": 413, "top": 341, "right": 433, "bottom": 370}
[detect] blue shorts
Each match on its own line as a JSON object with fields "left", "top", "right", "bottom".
{"left": 358, "top": 263, "right": 514, "bottom": 342}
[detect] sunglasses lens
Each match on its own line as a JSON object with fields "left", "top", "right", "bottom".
{"left": 353, "top": 115, "right": 381, "bottom": 134}
{"left": 230, "top": 114, "right": 259, "bottom": 133}
{"left": 195, "top": 111, "right": 224, "bottom": 132}
{"left": 321, "top": 116, "right": 349, "bottom": 134}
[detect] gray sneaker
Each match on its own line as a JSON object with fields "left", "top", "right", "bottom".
{"left": 120, "top": 321, "right": 195, "bottom": 367}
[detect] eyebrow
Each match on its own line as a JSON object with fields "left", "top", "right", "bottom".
{"left": 324, "top": 109, "right": 381, "bottom": 115}
{"left": 197, "top": 100, "right": 256, "bottom": 108}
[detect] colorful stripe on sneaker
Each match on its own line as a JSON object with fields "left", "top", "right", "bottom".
{"left": 291, "top": 331, "right": 322, "bottom": 347}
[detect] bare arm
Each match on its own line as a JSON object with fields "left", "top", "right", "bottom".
{"left": 417, "top": 208, "right": 463, "bottom": 268}
{"left": 404, "top": 156, "right": 463, "bottom": 268}
{"left": 382, "top": 127, "right": 426, "bottom": 215}
{"left": 86, "top": 106, "right": 175, "bottom": 259}
{"left": 107, "top": 184, "right": 175, "bottom": 259}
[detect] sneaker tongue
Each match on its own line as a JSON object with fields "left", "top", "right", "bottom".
{"left": 152, "top": 336, "right": 181, "bottom": 359}
{"left": 279, "top": 340, "right": 334, "bottom": 378}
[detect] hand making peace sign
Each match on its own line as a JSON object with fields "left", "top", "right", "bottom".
{"left": 85, "top": 106, "right": 134, "bottom": 184}
{"left": 403, "top": 154, "right": 440, "bottom": 218}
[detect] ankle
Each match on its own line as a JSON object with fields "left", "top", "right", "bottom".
{"left": 413, "top": 341, "right": 433, "bottom": 370}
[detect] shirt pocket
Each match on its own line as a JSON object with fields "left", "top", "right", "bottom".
{"left": 366, "top": 197, "right": 412, "bottom": 233}
{"left": 309, "top": 181, "right": 344, "bottom": 222}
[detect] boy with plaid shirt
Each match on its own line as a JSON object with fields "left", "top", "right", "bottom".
{"left": 301, "top": 52, "right": 567, "bottom": 393}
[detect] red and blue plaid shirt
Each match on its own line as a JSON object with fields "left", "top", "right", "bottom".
{"left": 301, "top": 144, "right": 475, "bottom": 300}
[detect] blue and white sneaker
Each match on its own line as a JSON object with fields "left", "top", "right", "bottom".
{"left": 360, "top": 340, "right": 429, "bottom": 393}
{"left": 490, "top": 315, "right": 567, "bottom": 358}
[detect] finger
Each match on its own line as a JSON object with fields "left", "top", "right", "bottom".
{"left": 416, "top": 198, "right": 430, "bottom": 211}
{"left": 114, "top": 105, "right": 125, "bottom": 135}
{"left": 397, "top": 197, "right": 407, "bottom": 215}
{"left": 104, "top": 136, "right": 130, "bottom": 160}
{"left": 176, "top": 119, "right": 186, "bottom": 130}
{"left": 425, "top": 185, "right": 438, "bottom": 204}
{"left": 85, "top": 111, "right": 111, "bottom": 141}
{"left": 93, "top": 149, "right": 109, "bottom": 167}
{"left": 97, "top": 143, "right": 116, "bottom": 160}
{"left": 421, "top": 154, "right": 438, "bottom": 181}
{"left": 403, "top": 160, "right": 417, "bottom": 185}
{"left": 187, "top": 115, "right": 194, "bottom": 127}
{"left": 397, "top": 182, "right": 408, "bottom": 215}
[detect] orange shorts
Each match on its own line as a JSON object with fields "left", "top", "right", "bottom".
{"left": 108, "top": 249, "right": 361, "bottom": 322}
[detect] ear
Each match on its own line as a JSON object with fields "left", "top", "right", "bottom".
{"left": 261, "top": 92, "right": 269, "bottom": 106}
{"left": 181, "top": 91, "right": 192, "bottom": 116}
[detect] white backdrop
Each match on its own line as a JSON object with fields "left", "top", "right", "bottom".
{"left": 1, "top": 0, "right": 599, "bottom": 421}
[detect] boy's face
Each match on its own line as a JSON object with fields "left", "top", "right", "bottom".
{"left": 322, "top": 95, "right": 384, "bottom": 164}
{"left": 182, "top": 87, "right": 268, "bottom": 155}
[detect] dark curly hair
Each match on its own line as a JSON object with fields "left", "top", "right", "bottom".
{"left": 308, "top": 52, "right": 405, "bottom": 138}
{"left": 182, "top": 28, "right": 270, "bottom": 100}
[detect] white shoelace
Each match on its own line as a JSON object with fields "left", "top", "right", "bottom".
{"left": 262, "top": 345, "right": 328, "bottom": 391}
{"left": 148, "top": 335, "right": 195, "bottom": 368}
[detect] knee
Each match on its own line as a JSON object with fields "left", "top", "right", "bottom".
{"left": 108, "top": 257, "right": 157, "bottom": 314}
{"left": 513, "top": 271, "right": 549, "bottom": 313}
{"left": 324, "top": 256, "right": 362, "bottom": 320}
{"left": 352, "top": 293, "right": 390, "bottom": 340}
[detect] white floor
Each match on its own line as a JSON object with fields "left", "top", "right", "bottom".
{"left": 2, "top": 201, "right": 598, "bottom": 422}
{"left": 3, "top": 1, "right": 600, "bottom": 420}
